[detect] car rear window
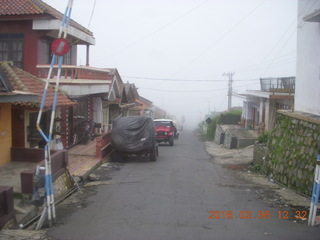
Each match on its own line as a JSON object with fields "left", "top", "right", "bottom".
{"left": 154, "top": 121, "right": 171, "bottom": 127}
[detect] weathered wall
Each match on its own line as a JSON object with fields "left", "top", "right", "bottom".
{"left": 214, "top": 125, "right": 225, "bottom": 144}
{"left": 0, "top": 103, "right": 12, "bottom": 166}
{"left": 254, "top": 111, "right": 320, "bottom": 196}
{"left": 224, "top": 130, "right": 237, "bottom": 149}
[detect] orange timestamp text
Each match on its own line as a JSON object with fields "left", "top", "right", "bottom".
{"left": 208, "top": 210, "right": 308, "bottom": 220}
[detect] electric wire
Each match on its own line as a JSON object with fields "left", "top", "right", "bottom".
{"left": 87, "top": 0, "right": 97, "bottom": 29}
{"left": 91, "top": 0, "right": 210, "bottom": 64}
{"left": 139, "top": 86, "right": 229, "bottom": 93}
{"left": 249, "top": 0, "right": 318, "bottom": 78}
{"left": 122, "top": 76, "right": 258, "bottom": 82}
{"left": 170, "top": 0, "right": 267, "bottom": 76}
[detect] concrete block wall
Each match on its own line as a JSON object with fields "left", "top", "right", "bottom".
{"left": 214, "top": 125, "right": 224, "bottom": 144}
{"left": 224, "top": 130, "right": 237, "bottom": 149}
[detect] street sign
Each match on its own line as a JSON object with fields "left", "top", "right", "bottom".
{"left": 206, "top": 118, "right": 212, "bottom": 124}
{"left": 51, "top": 38, "right": 70, "bottom": 56}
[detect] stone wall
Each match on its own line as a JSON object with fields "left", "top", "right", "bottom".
{"left": 254, "top": 110, "right": 320, "bottom": 196}
{"left": 253, "top": 143, "right": 268, "bottom": 167}
{"left": 53, "top": 170, "right": 75, "bottom": 199}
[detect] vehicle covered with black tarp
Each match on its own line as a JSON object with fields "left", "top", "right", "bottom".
{"left": 111, "top": 116, "right": 158, "bottom": 161}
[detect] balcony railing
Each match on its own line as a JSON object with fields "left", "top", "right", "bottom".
{"left": 36, "top": 65, "right": 112, "bottom": 80}
{"left": 260, "top": 77, "right": 295, "bottom": 93}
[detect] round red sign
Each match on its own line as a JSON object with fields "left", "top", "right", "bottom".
{"left": 51, "top": 38, "right": 70, "bottom": 56}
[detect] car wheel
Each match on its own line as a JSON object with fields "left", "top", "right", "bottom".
{"left": 169, "top": 136, "right": 174, "bottom": 146}
{"left": 110, "top": 151, "right": 124, "bottom": 162}
{"left": 156, "top": 145, "right": 159, "bottom": 157}
{"left": 150, "top": 145, "right": 157, "bottom": 161}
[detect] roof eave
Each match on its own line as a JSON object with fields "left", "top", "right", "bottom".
{"left": 0, "top": 93, "right": 38, "bottom": 103}
{"left": 33, "top": 19, "right": 95, "bottom": 45}
{"left": 303, "top": 8, "right": 320, "bottom": 22}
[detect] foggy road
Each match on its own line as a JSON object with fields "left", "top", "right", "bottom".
{"left": 47, "top": 131, "right": 320, "bottom": 240}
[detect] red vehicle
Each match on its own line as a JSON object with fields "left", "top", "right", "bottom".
{"left": 153, "top": 119, "right": 177, "bottom": 146}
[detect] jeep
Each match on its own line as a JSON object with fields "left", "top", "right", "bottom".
{"left": 111, "top": 116, "right": 158, "bottom": 161}
{"left": 153, "top": 119, "right": 176, "bottom": 146}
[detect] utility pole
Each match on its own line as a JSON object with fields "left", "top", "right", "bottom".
{"left": 223, "top": 72, "right": 235, "bottom": 111}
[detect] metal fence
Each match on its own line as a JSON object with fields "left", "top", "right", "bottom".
{"left": 260, "top": 77, "right": 295, "bottom": 93}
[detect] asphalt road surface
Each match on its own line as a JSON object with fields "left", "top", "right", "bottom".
{"left": 47, "top": 130, "right": 320, "bottom": 240}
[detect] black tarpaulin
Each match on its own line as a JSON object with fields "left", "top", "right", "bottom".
{"left": 111, "top": 116, "right": 155, "bottom": 153}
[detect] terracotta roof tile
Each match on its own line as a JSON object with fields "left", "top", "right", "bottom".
{"left": 0, "top": 61, "right": 75, "bottom": 108}
{"left": 0, "top": 0, "right": 93, "bottom": 36}
{"left": 0, "top": 0, "right": 43, "bottom": 15}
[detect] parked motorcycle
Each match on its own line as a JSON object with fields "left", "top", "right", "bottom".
{"left": 74, "top": 121, "right": 100, "bottom": 145}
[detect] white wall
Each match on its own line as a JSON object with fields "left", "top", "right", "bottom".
{"left": 93, "top": 97, "right": 102, "bottom": 124}
{"left": 295, "top": 0, "right": 320, "bottom": 116}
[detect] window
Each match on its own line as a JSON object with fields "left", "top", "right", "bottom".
{"left": 0, "top": 34, "right": 24, "bottom": 69}
{"left": 38, "top": 38, "right": 73, "bottom": 65}
{"left": 153, "top": 121, "right": 172, "bottom": 127}
{"left": 50, "top": 46, "right": 72, "bottom": 65}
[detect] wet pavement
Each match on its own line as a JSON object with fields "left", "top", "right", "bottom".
{"left": 45, "top": 131, "right": 320, "bottom": 240}
{"left": 1, "top": 131, "right": 320, "bottom": 239}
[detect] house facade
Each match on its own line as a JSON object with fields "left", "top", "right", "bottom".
{"left": 0, "top": 0, "right": 134, "bottom": 148}
{"left": 235, "top": 77, "right": 295, "bottom": 131}
{"left": 0, "top": 64, "right": 37, "bottom": 166}
{"left": 0, "top": 61, "right": 75, "bottom": 153}
{"left": 137, "top": 96, "right": 154, "bottom": 118}
{"left": 0, "top": 0, "right": 95, "bottom": 74}
{"left": 0, "top": 0, "right": 95, "bottom": 148}
{"left": 38, "top": 65, "right": 125, "bottom": 141}
{"left": 253, "top": 0, "right": 320, "bottom": 196}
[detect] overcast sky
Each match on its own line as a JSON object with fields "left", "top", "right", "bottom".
{"left": 44, "top": 0, "right": 299, "bottom": 129}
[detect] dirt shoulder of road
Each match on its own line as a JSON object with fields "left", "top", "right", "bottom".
{"left": 204, "top": 141, "right": 311, "bottom": 211}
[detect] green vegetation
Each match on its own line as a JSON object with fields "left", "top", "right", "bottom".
{"left": 256, "top": 131, "right": 271, "bottom": 144}
{"left": 206, "top": 115, "right": 220, "bottom": 140}
{"left": 225, "top": 109, "right": 242, "bottom": 115}
{"left": 249, "top": 162, "right": 261, "bottom": 172}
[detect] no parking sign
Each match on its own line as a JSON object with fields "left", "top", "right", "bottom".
{"left": 51, "top": 38, "right": 70, "bottom": 56}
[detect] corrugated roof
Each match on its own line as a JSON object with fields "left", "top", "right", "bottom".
{"left": 0, "top": 61, "right": 75, "bottom": 108}
{"left": 0, "top": 0, "right": 93, "bottom": 36}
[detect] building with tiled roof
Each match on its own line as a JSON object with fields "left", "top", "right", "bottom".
{"left": 0, "top": 62, "right": 38, "bottom": 166}
{"left": 0, "top": 61, "right": 76, "bottom": 150}
{"left": 0, "top": 67, "right": 37, "bottom": 104}
{"left": 0, "top": 0, "right": 93, "bottom": 37}
{"left": 0, "top": 0, "right": 95, "bottom": 75}
{"left": 0, "top": 0, "right": 137, "bottom": 147}
{"left": 0, "top": 61, "right": 75, "bottom": 109}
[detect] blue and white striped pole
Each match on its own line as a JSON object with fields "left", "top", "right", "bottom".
{"left": 308, "top": 143, "right": 320, "bottom": 226}
{"left": 36, "top": 0, "right": 73, "bottom": 229}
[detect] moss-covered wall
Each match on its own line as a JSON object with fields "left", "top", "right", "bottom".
{"left": 254, "top": 111, "right": 320, "bottom": 196}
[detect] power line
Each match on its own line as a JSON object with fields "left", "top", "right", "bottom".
{"left": 139, "top": 87, "right": 229, "bottom": 93}
{"left": 91, "top": 0, "right": 210, "bottom": 64}
{"left": 170, "top": 0, "right": 267, "bottom": 76}
{"left": 122, "top": 75, "right": 258, "bottom": 82}
{"left": 251, "top": 0, "right": 317, "bottom": 78}
{"left": 87, "top": 0, "right": 97, "bottom": 29}
{"left": 234, "top": 52, "right": 296, "bottom": 73}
